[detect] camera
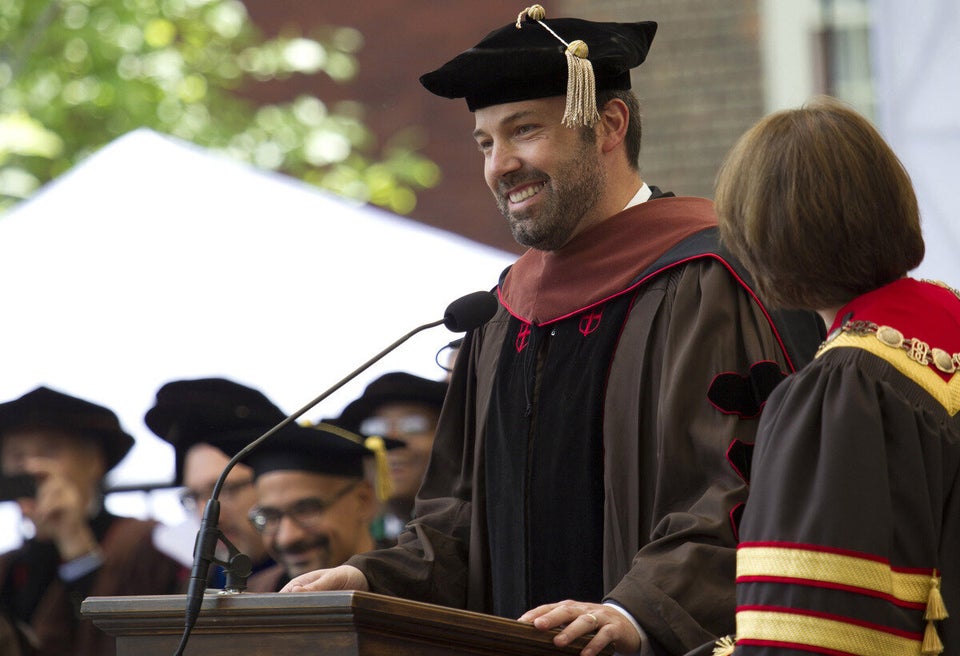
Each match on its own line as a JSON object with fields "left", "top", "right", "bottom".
{"left": 0, "top": 473, "right": 37, "bottom": 502}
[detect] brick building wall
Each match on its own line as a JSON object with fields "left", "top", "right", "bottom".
{"left": 240, "top": 1, "right": 765, "bottom": 253}
{"left": 557, "top": 0, "right": 765, "bottom": 199}
{"left": 240, "top": 0, "right": 525, "bottom": 254}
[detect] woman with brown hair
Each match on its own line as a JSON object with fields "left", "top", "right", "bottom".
{"left": 713, "top": 96, "right": 959, "bottom": 655}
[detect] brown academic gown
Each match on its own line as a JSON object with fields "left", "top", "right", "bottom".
{"left": 348, "top": 196, "right": 824, "bottom": 654}
{"left": 0, "top": 514, "right": 184, "bottom": 656}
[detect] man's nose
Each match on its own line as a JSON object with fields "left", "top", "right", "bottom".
{"left": 487, "top": 142, "right": 521, "bottom": 181}
{"left": 273, "top": 514, "right": 306, "bottom": 547}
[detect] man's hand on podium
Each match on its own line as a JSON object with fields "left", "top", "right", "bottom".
{"left": 280, "top": 564, "right": 370, "bottom": 593}
{"left": 518, "top": 600, "right": 641, "bottom": 656}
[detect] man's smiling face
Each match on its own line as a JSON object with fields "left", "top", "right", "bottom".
{"left": 473, "top": 96, "right": 606, "bottom": 251}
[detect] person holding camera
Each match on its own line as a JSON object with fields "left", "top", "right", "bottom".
{"left": 0, "top": 386, "right": 183, "bottom": 656}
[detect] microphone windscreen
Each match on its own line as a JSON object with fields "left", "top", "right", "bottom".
{"left": 443, "top": 291, "right": 499, "bottom": 332}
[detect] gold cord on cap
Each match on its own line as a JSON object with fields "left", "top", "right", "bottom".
{"left": 363, "top": 435, "right": 393, "bottom": 502}
{"left": 516, "top": 4, "right": 546, "bottom": 28}
{"left": 307, "top": 421, "right": 394, "bottom": 502}
{"left": 515, "top": 4, "right": 600, "bottom": 128}
{"left": 562, "top": 39, "right": 598, "bottom": 128}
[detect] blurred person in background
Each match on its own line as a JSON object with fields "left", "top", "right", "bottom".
{"left": 0, "top": 386, "right": 183, "bottom": 656}
{"left": 337, "top": 372, "right": 447, "bottom": 544}
{"left": 144, "top": 377, "right": 284, "bottom": 587}
{"left": 244, "top": 421, "right": 388, "bottom": 592}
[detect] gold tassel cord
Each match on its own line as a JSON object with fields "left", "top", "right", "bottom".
{"left": 562, "top": 40, "right": 600, "bottom": 128}
{"left": 516, "top": 5, "right": 600, "bottom": 128}
{"left": 516, "top": 4, "right": 546, "bottom": 28}
{"left": 363, "top": 435, "right": 393, "bottom": 502}
{"left": 307, "top": 421, "right": 394, "bottom": 502}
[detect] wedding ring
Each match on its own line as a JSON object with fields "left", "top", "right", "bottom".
{"left": 584, "top": 612, "right": 599, "bottom": 628}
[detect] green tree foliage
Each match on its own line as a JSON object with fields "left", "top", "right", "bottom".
{"left": 0, "top": 0, "right": 440, "bottom": 213}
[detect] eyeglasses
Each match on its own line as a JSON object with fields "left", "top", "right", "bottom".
{"left": 179, "top": 478, "right": 253, "bottom": 514}
{"left": 247, "top": 480, "right": 360, "bottom": 536}
{"left": 359, "top": 415, "right": 433, "bottom": 438}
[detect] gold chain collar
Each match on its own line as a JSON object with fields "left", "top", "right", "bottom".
{"left": 816, "top": 279, "right": 960, "bottom": 374}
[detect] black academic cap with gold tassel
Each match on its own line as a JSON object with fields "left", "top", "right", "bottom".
{"left": 248, "top": 419, "right": 400, "bottom": 503}
{"left": 420, "top": 5, "right": 656, "bottom": 128}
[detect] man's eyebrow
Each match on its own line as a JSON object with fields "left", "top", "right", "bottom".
{"left": 472, "top": 110, "right": 537, "bottom": 140}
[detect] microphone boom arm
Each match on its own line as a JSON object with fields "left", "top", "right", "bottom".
{"left": 171, "top": 316, "right": 444, "bottom": 656}
{"left": 172, "top": 289, "right": 496, "bottom": 656}
{"left": 229, "top": 317, "right": 445, "bottom": 468}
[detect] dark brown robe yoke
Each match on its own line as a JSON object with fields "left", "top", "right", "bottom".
{"left": 348, "top": 195, "right": 824, "bottom": 654}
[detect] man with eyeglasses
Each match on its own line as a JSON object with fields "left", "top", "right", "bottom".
{"left": 337, "top": 372, "right": 447, "bottom": 545}
{"left": 243, "top": 421, "right": 383, "bottom": 592}
{"left": 145, "top": 377, "right": 282, "bottom": 588}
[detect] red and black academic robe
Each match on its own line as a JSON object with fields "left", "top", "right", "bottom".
{"left": 733, "top": 278, "right": 960, "bottom": 655}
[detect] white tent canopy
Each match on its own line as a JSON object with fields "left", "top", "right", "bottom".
{"left": 872, "top": 0, "right": 960, "bottom": 284}
{"left": 0, "top": 129, "right": 515, "bottom": 550}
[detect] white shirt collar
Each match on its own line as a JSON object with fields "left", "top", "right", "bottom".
{"left": 623, "top": 182, "right": 652, "bottom": 211}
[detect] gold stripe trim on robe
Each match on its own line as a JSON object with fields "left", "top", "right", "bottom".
{"left": 736, "top": 608, "right": 923, "bottom": 656}
{"left": 737, "top": 544, "right": 931, "bottom": 606}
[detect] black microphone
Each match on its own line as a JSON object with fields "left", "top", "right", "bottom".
{"left": 171, "top": 290, "right": 497, "bottom": 656}
{"left": 443, "top": 290, "right": 499, "bottom": 332}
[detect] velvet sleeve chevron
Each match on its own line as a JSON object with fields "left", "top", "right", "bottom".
{"left": 731, "top": 344, "right": 960, "bottom": 656}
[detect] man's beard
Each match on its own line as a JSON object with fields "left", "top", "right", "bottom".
{"left": 496, "top": 140, "right": 605, "bottom": 251}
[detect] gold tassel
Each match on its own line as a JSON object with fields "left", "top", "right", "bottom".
{"left": 363, "top": 435, "right": 393, "bottom": 502}
{"left": 310, "top": 421, "right": 394, "bottom": 501}
{"left": 514, "top": 5, "right": 599, "bottom": 128}
{"left": 562, "top": 39, "right": 599, "bottom": 128}
{"left": 925, "top": 573, "right": 949, "bottom": 621}
{"left": 922, "top": 621, "right": 944, "bottom": 655}
{"left": 712, "top": 635, "right": 736, "bottom": 656}
{"left": 920, "top": 571, "right": 948, "bottom": 655}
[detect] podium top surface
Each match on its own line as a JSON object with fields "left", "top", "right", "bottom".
{"left": 82, "top": 590, "right": 612, "bottom": 655}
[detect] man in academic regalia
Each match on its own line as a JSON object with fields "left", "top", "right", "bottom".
{"left": 337, "top": 372, "right": 447, "bottom": 545}
{"left": 0, "top": 386, "right": 183, "bottom": 656}
{"left": 144, "top": 377, "right": 282, "bottom": 588}
{"left": 242, "top": 422, "right": 386, "bottom": 592}
{"left": 280, "top": 6, "right": 824, "bottom": 655}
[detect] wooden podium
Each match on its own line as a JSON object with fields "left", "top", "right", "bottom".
{"left": 81, "top": 591, "right": 612, "bottom": 655}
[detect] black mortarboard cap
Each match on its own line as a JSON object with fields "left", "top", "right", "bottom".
{"left": 420, "top": 5, "right": 657, "bottom": 126}
{"left": 144, "top": 377, "right": 287, "bottom": 483}
{"left": 246, "top": 422, "right": 378, "bottom": 481}
{"left": 0, "top": 386, "right": 135, "bottom": 473}
{"left": 337, "top": 372, "right": 447, "bottom": 434}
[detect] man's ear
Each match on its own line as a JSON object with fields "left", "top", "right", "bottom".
{"left": 598, "top": 98, "right": 629, "bottom": 154}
